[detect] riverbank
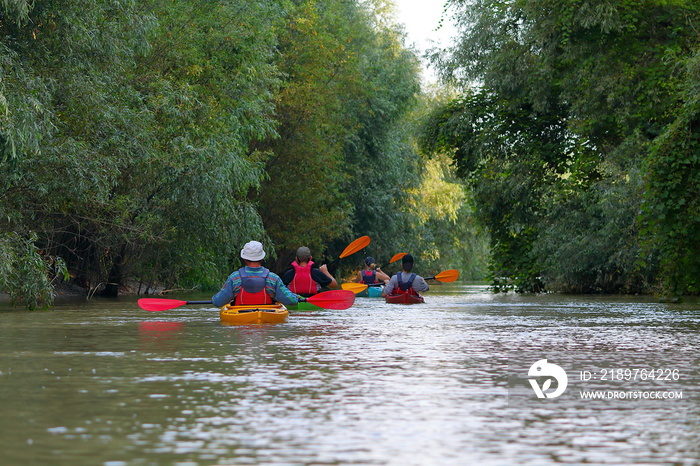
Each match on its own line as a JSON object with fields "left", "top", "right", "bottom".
{"left": 0, "top": 280, "right": 172, "bottom": 306}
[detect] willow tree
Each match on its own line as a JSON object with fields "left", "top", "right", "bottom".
{"left": 338, "top": 0, "right": 424, "bottom": 265}
{"left": 1, "top": 0, "right": 283, "bottom": 303}
{"left": 253, "top": 0, "right": 359, "bottom": 265}
{"left": 121, "top": 0, "right": 282, "bottom": 292}
{"left": 1, "top": 0, "right": 159, "bottom": 301}
{"left": 254, "top": 0, "right": 423, "bottom": 270}
{"left": 640, "top": 45, "right": 700, "bottom": 295}
{"left": 426, "top": 0, "right": 700, "bottom": 293}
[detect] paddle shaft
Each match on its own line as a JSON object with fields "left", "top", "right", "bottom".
{"left": 326, "top": 257, "right": 342, "bottom": 269}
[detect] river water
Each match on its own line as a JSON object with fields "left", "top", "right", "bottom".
{"left": 0, "top": 284, "right": 699, "bottom": 465}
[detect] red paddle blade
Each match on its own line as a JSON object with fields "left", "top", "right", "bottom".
{"left": 339, "top": 236, "right": 370, "bottom": 259}
{"left": 306, "top": 290, "right": 356, "bottom": 310}
{"left": 138, "top": 298, "right": 188, "bottom": 312}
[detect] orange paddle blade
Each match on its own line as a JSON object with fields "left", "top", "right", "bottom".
{"left": 341, "top": 283, "right": 369, "bottom": 294}
{"left": 138, "top": 298, "right": 188, "bottom": 312}
{"left": 306, "top": 290, "right": 356, "bottom": 310}
{"left": 378, "top": 252, "right": 406, "bottom": 269}
{"left": 339, "top": 235, "right": 370, "bottom": 259}
{"left": 426, "top": 269, "right": 460, "bottom": 283}
{"left": 389, "top": 252, "right": 407, "bottom": 263}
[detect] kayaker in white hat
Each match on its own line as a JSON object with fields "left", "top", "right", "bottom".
{"left": 212, "top": 240, "right": 301, "bottom": 307}
{"left": 282, "top": 246, "right": 338, "bottom": 297}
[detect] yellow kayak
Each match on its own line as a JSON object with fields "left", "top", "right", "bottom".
{"left": 220, "top": 303, "right": 289, "bottom": 325}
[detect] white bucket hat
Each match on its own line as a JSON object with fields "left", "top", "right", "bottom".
{"left": 240, "top": 241, "right": 266, "bottom": 261}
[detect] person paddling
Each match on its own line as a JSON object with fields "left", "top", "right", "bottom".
{"left": 282, "top": 246, "right": 338, "bottom": 297}
{"left": 356, "top": 256, "right": 390, "bottom": 285}
{"left": 382, "top": 254, "right": 429, "bottom": 298}
{"left": 212, "top": 241, "right": 300, "bottom": 307}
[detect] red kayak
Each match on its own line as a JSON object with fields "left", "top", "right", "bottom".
{"left": 385, "top": 292, "right": 424, "bottom": 305}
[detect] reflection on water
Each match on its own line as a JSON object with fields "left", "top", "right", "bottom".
{"left": 0, "top": 286, "right": 699, "bottom": 465}
{"left": 139, "top": 321, "right": 186, "bottom": 352}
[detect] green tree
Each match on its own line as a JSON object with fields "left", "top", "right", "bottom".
{"left": 1, "top": 0, "right": 282, "bottom": 304}
{"left": 1, "top": 0, "right": 473, "bottom": 306}
{"left": 255, "top": 0, "right": 425, "bottom": 272}
{"left": 0, "top": 232, "right": 68, "bottom": 309}
{"left": 421, "top": 89, "right": 572, "bottom": 291}
{"left": 337, "top": 0, "right": 427, "bottom": 268}
{"left": 640, "top": 45, "right": 700, "bottom": 295}
{"left": 426, "top": 0, "right": 700, "bottom": 293}
{"left": 253, "top": 0, "right": 360, "bottom": 265}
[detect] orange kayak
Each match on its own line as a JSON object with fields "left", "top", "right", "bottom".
{"left": 220, "top": 304, "right": 289, "bottom": 325}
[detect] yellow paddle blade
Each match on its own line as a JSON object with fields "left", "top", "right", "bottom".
{"left": 340, "top": 235, "right": 371, "bottom": 259}
{"left": 341, "top": 283, "right": 369, "bottom": 294}
{"left": 389, "top": 252, "right": 406, "bottom": 263}
{"left": 431, "top": 269, "right": 460, "bottom": 283}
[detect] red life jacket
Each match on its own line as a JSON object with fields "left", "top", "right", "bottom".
{"left": 362, "top": 269, "right": 377, "bottom": 284}
{"left": 395, "top": 272, "right": 418, "bottom": 296}
{"left": 235, "top": 267, "right": 273, "bottom": 305}
{"left": 289, "top": 260, "right": 317, "bottom": 295}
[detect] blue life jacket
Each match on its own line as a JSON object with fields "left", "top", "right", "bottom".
{"left": 236, "top": 267, "right": 273, "bottom": 305}
{"left": 362, "top": 269, "right": 377, "bottom": 284}
{"left": 397, "top": 272, "right": 417, "bottom": 293}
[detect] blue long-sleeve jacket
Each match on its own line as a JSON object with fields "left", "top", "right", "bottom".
{"left": 212, "top": 266, "right": 300, "bottom": 307}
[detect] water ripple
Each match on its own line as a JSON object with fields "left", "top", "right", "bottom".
{"left": 0, "top": 286, "right": 699, "bottom": 464}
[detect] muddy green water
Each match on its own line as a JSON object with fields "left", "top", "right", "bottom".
{"left": 0, "top": 285, "right": 699, "bottom": 465}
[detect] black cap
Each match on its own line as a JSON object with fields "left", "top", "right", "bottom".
{"left": 364, "top": 256, "right": 375, "bottom": 267}
{"left": 402, "top": 254, "right": 414, "bottom": 264}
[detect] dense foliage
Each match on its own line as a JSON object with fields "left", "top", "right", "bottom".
{"left": 424, "top": 0, "right": 700, "bottom": 295}
{"left": 1, "top": 0, "right": 483, "bottom": 308}
{"left": 1, "top": 0, "right": 278, "bottom": 304}
{"left": 640, "top": 46, "right": 700, "bottom": 295}
{"left": 254, "top": 0, "right": 422, "bottom": 266}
